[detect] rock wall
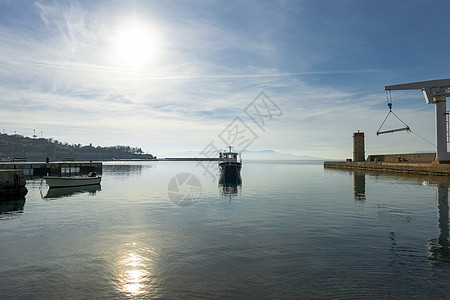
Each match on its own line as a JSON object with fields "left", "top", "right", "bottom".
{"left": 367, "top": 153, "right": 442, "bottom": 162}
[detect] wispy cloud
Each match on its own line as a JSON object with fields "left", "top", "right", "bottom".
{"left": 0, "top": 0, "right": 448, "bottom": 158}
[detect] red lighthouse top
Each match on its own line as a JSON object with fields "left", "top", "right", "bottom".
{"left": 353, "top": 130, "right": 364, "bottom": 137}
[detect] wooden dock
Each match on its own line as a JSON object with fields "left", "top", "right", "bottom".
{"left": 0, "top": 161, "right": 102, "bottom": 177}
{"left": 324, "top": 161, "right": 450, "bottom": 176}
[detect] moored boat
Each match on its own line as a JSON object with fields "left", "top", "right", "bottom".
{"left": 43, "top": 173, "right": 101, "bottom": 188}
{"left": 219, "top": 146, "right": 242, "bottom": 176}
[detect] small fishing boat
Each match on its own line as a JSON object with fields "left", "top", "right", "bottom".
{"left": 219, "top": 146, "right": 242, "bottom": 176}
{"left": 43, "top": 172, "right": 101, "bottom": 188}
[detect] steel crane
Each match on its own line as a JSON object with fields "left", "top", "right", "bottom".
{"left": 385, "top": 79, "right": 450, "bottom": 162}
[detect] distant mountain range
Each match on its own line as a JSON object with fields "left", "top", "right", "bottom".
{"left": 162, "top": 149, "right": 323, "bottom": 160}
{"left": 242, "top": 150, "right": 323, "bottom": 160}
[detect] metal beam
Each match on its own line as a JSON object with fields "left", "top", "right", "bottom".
{"left": 385, "top": 79, "right": 450, "bottom": 91}
{"left": 376, "top": 127, "right": 410, "bottom": 136}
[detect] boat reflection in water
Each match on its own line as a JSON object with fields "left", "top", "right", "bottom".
{"left": 44, "top": 184, "right": 101, "bottom": 199}
{"left": 218, "top": 173, "right": 242, "bottom": 198}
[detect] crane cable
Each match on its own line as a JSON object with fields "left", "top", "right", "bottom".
{"left": 377, "top": 91, "right": 438, "bottom": 149}
{"left": 376, "top": 90, "right": 411, "bottom": 136}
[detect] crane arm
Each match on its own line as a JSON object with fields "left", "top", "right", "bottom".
{"left": 385, "top": 79, "right": 450, "bottom": 91}
{"left": 385, "top": 79, "right": 450, "bottom": 104}
{"left": 382, "top": 78, "right": 450, "bottom": 161}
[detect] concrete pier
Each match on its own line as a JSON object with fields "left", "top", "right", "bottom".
{"left": 0, "top": 170, "right": 27, "bottom": 197}
{"left": 0, "top": 161, "right": 102, "bottom": 177}
{"left": 324, "top": 161, "right": 450, "bottom": 176}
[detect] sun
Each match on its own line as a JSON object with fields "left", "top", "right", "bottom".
{"left": 114, "top": 20, "right": 161, "bottom": 68}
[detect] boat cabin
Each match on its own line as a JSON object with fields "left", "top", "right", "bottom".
{"left": 219, "top": 146, "right": 242, "bottom": 163}
{"left": 220, "top": 152, "right": 238, "bottom": 160}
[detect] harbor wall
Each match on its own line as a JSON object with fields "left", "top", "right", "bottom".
{"left": 366, "top": 153, "right": 440, "bottom": 162}
{"left": 0, "top": 170, "right": 27, "bottom": 197}
{"left": 0, "top": 161, "right": 102, "bottom": 177}
{"left": 161, "top": 158, "right": 218, "bottom": 161}
{"left": 324, "top": 161, "right": 450, "bottom": 176}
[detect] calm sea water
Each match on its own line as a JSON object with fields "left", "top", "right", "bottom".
{"left": 1, "top": 160, "right": 449, "bottom": 299}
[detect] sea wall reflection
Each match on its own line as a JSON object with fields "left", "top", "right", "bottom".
{"left": 330, "top": 167, "right": 450, "bottom": 263}
{"left": 0, "top": 196, "right": 25, "bottom": 217}
{"left": 103, "top": 164, "right": 146, "bottom": 176}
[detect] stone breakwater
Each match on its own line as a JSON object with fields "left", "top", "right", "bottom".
{"left": 366, "top": 153, "right": 439, "bottom": 162}
{"left": 324, "top": 161, "right": 450, "bottom": 176}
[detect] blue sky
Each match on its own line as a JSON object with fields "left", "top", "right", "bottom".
{"left": 0, "top": 0, "right": 449, "bottom": 159}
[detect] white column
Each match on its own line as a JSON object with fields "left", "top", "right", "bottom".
{"left": 435, "top": 97, "right": 448, "bottom": 161}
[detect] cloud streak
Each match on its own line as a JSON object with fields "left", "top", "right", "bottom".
{"left": 0, "top": 0, "right": 448, "bottom": 158}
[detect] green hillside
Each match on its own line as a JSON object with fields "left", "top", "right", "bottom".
{"left": 0, "top": 133, "right": 154, "bottom": 161}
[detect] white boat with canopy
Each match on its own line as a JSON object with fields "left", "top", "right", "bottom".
{"left": 43, "top": 172, "right": 101, "bottom": 188}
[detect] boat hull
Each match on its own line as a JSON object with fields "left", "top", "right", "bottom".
{"left": 219, "top": 162, "right": 242, "bottom": 176}
{"left": 43, "top": 176, "right": 101, "bottom": 188}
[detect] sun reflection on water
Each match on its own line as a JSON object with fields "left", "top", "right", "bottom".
{"left": 116, "top": 242, "right": 155, "bottom": 296}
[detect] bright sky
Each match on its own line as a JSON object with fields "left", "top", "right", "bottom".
{"left": 1, "top": 0, "right": 449, "bottom": 159}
